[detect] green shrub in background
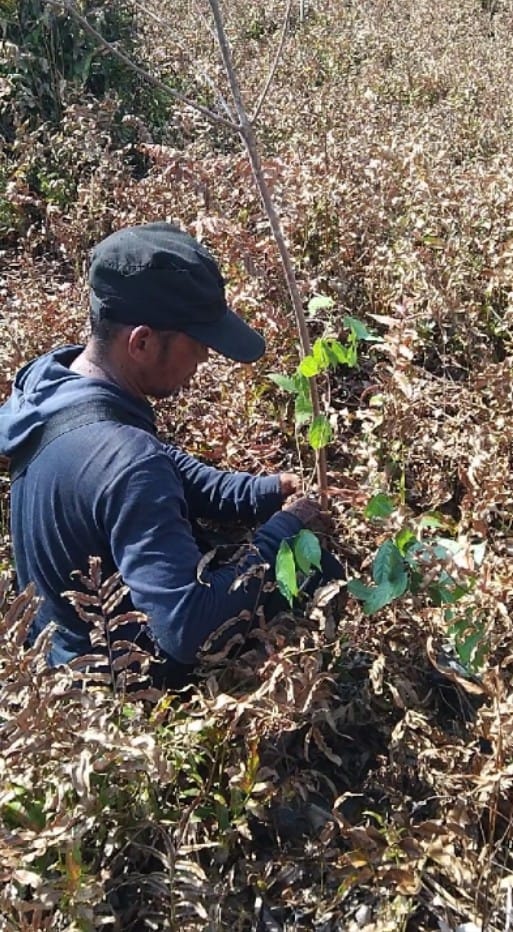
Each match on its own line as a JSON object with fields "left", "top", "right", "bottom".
{"left": 0, "top": 0, "right": 161, "bottom": 131}
{"left": 0, "top": 0, "right": 180, "bottom": 241}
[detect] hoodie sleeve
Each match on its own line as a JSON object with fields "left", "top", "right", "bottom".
{"left": 100, "top": 449, "right": 302, "bottom": 665}
{"left": 164, "top": 443, "right": 285, "bottom": 523}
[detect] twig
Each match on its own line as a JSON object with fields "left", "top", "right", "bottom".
{"left": 506, "top": 883, "right": 512, "bottom": 932}
{"left": 251, "top": 0, "right": 293, "bottom": 124}
{"left": 43, "top": 0, "right": 238, "bottom": 132}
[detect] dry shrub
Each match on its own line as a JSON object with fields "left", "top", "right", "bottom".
{"left": 2, "top": 0, "right": 513, "bottom": 927}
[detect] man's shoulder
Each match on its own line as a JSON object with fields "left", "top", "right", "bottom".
{"left": 31, "top": 416, "right": 174, "bottom": 484}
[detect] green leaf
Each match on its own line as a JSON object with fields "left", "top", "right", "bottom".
{"left": 307, "top": 295, "right": 334, "bottom": 315}
{"left": 432, "top": 538, "right": 460, "bottom": 560}
{"left": 348, "top": 574, "right": 408, "bottom": 613}
{"left": 418, "top": 511, "right": 450, "bottom": 530}
{"left": 299, "top": 354, "right": 320, "bottom": 377}
{"left": 325, "top": 338, "right": 351, "bottom": 366}
{"left": 395, "top": 527, "right": 416, "bottom": 555}
{"left": 346, "top": 331, "right": 359, "bottom": 367}
{"left": 454, "top": 625, "right": 485, "bottom": 669}
{"left": 409, "top": 568, "right": 423, "bottom": 594}
{"left": 308, "top": 415, "right": 333, "bottom": 449}
{"left": 365, "top": 493, "right": 396, "bottom": 520}
{"left": 312, "top": 338, "right": 331, "bottom": 372}
{"left": 294, "top": 375, "right": 313, "bottom": 426}
{"left": 372, "top": 540, "right": 405, "bottom": 586}
{"left": 423, "top": 234, "right": 444, "bottom": 249}
{"left": 293, "top": 372, "right": 310, "bottom": 396}
{"left": 343, "top": 315, "right": 380, "bottom": 342}
{"left": 275, "top": 540, "right": 298, "bottom": 606}
{"left": 361, "top": 580, "right": 407, "bottom": 614}
{"left": 294, "top": 529, "right": 322, "bottom": 574}
{"left": 347, "top": 578, "right": 375, "bottom": 600}
{"left": 428, "top": 581, "right": 468, "bottom": 606}
{"left": 294, "top": 392, "right": 313, "bottom": 427}
{"left": 268, "top": 372, "right": 298, "bottom": 393}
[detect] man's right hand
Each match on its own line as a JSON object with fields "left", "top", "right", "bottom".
{"left": 282, "top": 496, "right": 331, "bottom": 535}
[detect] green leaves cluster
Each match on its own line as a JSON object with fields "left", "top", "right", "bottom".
{"left": 275, "top": 529, "right": 322, "bottom": 606}
{"left": 349, "top": 493, "right": 489, "bottom": 673}
{"left": 350, "top": 495, "right": 480, "bottom": 614}
{"left": 269, "top": 297, "right": 378, "bottom": 451}
{"left": 348, "top": 538, "right": 410, "bottom": 614}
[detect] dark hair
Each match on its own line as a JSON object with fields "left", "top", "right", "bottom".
{"left": 89, "top": 307, "right": 180, "bottom": 357}
{"left": 89, "top": 309, "right": 128, "bottom": 348}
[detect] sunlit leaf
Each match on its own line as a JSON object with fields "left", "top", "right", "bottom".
{"left": 365, "top": 493, "right": 396, "bottom": 519}
{"left": 299, "top": 354, "right": 320, "bottom": 377}
{"left": 307, "top": 294, "right": 334, "bottom": 315}
{"left": 293, "top": 529, "right": 322, "bottom": 574}
{"left": 294, "top": 392, "right": 313, "bottom": 426}
{"left": 268, "top": 372, "right": 298, "bottom": 393}
{"left": 343, "top": 315, "right": 380, "bottom": 342}
{"left": 275, "top": 540, "right": 298, "bottom": 606}
{"left": 325, "top": 338, "right": 351, "bottom": 366}
{"left": 308, "top": 415, "right": 333, "bottom": 449}
{"left": 418, "top": 511, "right": 451, "bottom": 530}
{"left": 292, "top": 372, "right": 310, "bottom": 395}
{"left": 312, "top": 338, "right": 331, "bottom": 372}
{"left": 395, "top": 527, "right": 416, "bottom": 554}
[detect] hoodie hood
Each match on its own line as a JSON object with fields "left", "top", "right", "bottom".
{"left": 0, "top": 345, "right": 155, "bottom": 457}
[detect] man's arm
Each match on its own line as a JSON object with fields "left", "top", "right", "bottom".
{"left": 101, "top": 450, "right": 303, "bottom": 665}
{"left": 164, "top": 443, "right": 298, "bottom": 523}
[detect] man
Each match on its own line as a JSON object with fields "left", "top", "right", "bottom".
{"left": 0, "top": 222, "right": 334, "bottom": 686}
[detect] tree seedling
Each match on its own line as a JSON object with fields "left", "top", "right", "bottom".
{"left": 271, "top": 297, "right": 379, "bottom": 604}
{"left": 269, "top": 296, "right": 378, "bottom": 452}
{"left": 348, "top": 493, "right": 489, "bottom": 673}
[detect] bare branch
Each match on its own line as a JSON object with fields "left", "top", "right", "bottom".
{"left": 251, "top": 0, "right": 293, "bottom": 125}
{"left": 43, "top": 0, "right": 239, "bottom": 132}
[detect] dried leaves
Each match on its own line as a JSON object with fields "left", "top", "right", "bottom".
{"left": 2, "top": 0, "right": 513, "bottom": 928}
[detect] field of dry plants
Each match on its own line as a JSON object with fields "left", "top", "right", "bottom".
{"left": 2, "top": 0, "right": 513, "bottom": 929}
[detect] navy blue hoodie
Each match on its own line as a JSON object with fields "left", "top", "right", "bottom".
{"left": 0, "top": 346, "right": 301, "bottom": 668}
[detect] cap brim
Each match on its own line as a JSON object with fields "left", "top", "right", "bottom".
{"left": 183, "top": 308, "right": 266, "bottom": 363}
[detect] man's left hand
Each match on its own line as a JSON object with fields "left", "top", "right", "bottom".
{"left": 279, "top": 472, "right": 302, "bottom": 500}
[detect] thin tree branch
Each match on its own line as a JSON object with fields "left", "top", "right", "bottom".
{"left": 251, "top": 0, "right": 293, "bottom": 124}
{"left": 43, "top": 0, "right": 239, "bottom": 132}
{"left": 207, "top": 0, "right": 328, "bottom": 504}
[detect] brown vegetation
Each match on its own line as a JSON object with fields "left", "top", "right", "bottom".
{"left": 1, "top": 0, "right": 513, "bottom": 928}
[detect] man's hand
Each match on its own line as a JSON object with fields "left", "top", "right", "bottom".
{"left": 279, "top": 472, "right": 301, "bottom": 500}
{"left": 282, "top": 495, "right": 332, "bottom": 535}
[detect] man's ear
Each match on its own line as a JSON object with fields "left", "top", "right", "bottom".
{"left": 126, "top": 325, "right": 154, "bottom": 360}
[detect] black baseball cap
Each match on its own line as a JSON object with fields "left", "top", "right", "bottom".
{"left": 89, "top": 222, "right": 265, "bottom": 363}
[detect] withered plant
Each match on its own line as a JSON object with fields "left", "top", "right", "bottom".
{"left": 2, "top": 0, "right": 513, "bottom": 928}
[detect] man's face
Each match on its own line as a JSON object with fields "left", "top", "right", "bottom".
{"left": 143, "top": 330, "right": 210, "bottom": 398}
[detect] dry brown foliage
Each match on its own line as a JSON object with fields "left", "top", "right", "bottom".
{"left": 2, "top": 0, "right": 513, "bottom": 928}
